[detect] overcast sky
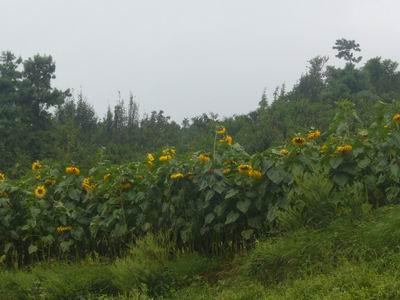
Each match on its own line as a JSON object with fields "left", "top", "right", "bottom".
{"left": 1, "top": 0, "right": 400, "bottom": 122}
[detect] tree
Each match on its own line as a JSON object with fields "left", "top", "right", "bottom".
{"left": 333, "top": 38, "right": 362, "bottom": 64}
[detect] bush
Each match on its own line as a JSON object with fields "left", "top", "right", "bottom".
{"left": 246, "top": 206, "right": 400, "bottom": 284}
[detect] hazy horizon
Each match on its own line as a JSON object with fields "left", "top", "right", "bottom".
{"left": 2, "top": 0, "right": 400, "bottom": 122}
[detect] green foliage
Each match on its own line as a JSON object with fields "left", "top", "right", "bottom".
{"left": 246, "top": 205, "right": 400, "bottom": 285}
{"left": 2, "top": 102, "right": 400, "bottom": 265}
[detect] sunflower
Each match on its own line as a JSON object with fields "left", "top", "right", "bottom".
{"left": 32, "top": 161, "right": 42, "bottom": 171}
{"left": 307, "top": 130, "right": 321, "bottom": 140}
{"left": 248, "top": 169, "right": 262, "bottom": 179}
{"left": 219, "top": 135, "right": 233, "bottom": 145}
{"left": 216, "top": 126, "right": 226, "bottom": 135}
{"left": 393, "top": 113, "right": 400, "bottom": 123}
{"left": 198, "top": 153, "right": 210, "bottom": 162}
{"left": 170, "top": 172, "right": 184, "bottom": 180}
{"left": 34, "top": 185, "right": 46, "bottom": 199}
{"left": 146, "top": 153, "right": 155, "bottom": 164}
{"left": 159, "top": 154, "right": 172, "bottom": 162}
{"left": 224, "top": 135, "right": 233, "bottom": 145}
{"left": 65, "top": 166, "right": 80, "bottom": 175}
{"left": 238, "top": 164, "right": 253, "bottom": 174}
{"left": 280, "top": 149, "right": 289, "bottom": 156}
{"left": 336, "top": 144, "right": 353, "bottom": 154}
{"left": 0, "top": 172, "right": 6, "bottom": 181}
{"left": 292, "top": 136, "right": 305, "bottom": 146}
{"left": 56, "top": 226, "right": 72, "bottom": 234}
{"left": 82, "top": 177, "right": 96, "bottom": 191}
{"left": 162, "top": 148, "right": 176, "bottom": 156}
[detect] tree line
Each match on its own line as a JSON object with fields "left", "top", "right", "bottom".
{"left": 1, "top": 39, "right": 400, "bottom": 176}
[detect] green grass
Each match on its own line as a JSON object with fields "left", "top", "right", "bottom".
{"left": 2, "top": 206, "right": 400, "bottom": 299}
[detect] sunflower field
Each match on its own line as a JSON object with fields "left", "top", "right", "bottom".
{"left": 2, "top": 102, "right": 400, "bottom": 266}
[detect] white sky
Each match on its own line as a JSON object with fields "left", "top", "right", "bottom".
{"left": 1, "top": 0, "right": 400, "bottom": 122}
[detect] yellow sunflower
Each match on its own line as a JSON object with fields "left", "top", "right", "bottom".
{"left": 34, "top": 185, "right": 46, "bottom": 199}
{"left": 216, "top": 126, "right": 226, "bottom": 135}
{"left": 393, "top": 113, "right": 400, "bottom": 123}
{"left": 65, "top": 166, "right": 80, "bottom": 175}
{"left": 82, "top": 177, "right": 96, "bottom": 191}
{"left": 159, "top": 154, "right": 172, "bottom": 162}
{"left": 56, "top": 226, "right": 72, "bottom": 234}
{"left": 198, "top": 153, "right": 210, "bottom": 162}
{"left": 170, "top": 172, "right": 184, "bottom": 180}
{"left": 146, "top": 153, "right": 155, "bottom": 164}
{"left": 32, "top": 161, "right": 42, "bottom": 171}
{"left": 280, "top": 149, "right": 289, "bottom": 156}
{"left": 336, "top": 144, "right": 353, "bottom": 154}
{"left": 292, "top": 136, "right": 305, "bottom": 146}
{"left": 238, "top": 164, "right": 253, "bottom": 174}
{"left": 248, "top": 169, "right": 262, "bottom": 179}
{"left": 307, "top": 130, "right": 321, "bottom": 140}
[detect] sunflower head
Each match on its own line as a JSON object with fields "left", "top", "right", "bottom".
{"left": 159, "top": 155, "right": 172, "bottom": 162}
{"left": 82, "top": 177, "right": 96, "bottom": 191}
{"left": 393, "top": 113, "right": 400, "bottom": 123}
{"left": 170, "top": 172, "right": 184, "bottom": 180}
{"left": 307, "top": 130, "right": 321, "bottom": 140}
{"left": 198, "top": 153, "right": 210, "bottom": 162}
{"left": 34, "top": 185, "right": 46, "bottom": 199}
{"left": 280, "top": 149, "right": 289, "bottom": 156}
{"left": 336, "top": 144, "right": 353, "bottom": 154}
{"left": 146, "top": 153, "right": 155, "bottom": 163}
{"left": 162, "top": 148, "right": 176, "bottom": 156}
{"left": 292, "top": 136, "right": 305, "bottom": 146}
{"left": 238, "top": 164, "right": 253, "bottom": 174}
{"left": 224, "top": 135, "right": 233, "bottom": 145}
{"left": 216, "top": 126, "right": 226, "bottom": 135}
{"left": 32, "top": 161, "right": 43, "bottom": 171}
{"left": 66, "top": 166, "right": 80, "bottom": 175}
{"left": 248, "top": 169, "right": 262, "bottom": 179}
{"left": 0, "top": 172, "right": 6, "bottom": 181}
{"left": 56, "top": 226, "right": 72, "bottom": 234}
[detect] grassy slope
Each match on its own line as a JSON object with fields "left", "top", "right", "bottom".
{"left": 2, "top": 206, "right": 400, "bottom": 299}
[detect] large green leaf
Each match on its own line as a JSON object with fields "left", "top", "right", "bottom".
{"left": 236, "top": 199, "right": 251, "bottom": 213}
{"left": 225, "top": 189, "right": 239, "bottom": 199}
{"left": 28, "top": 244, "right": 38, "bottom": 254}
{"left": 205, "top": 189, "right": 215, "bottom": 202}
{"left": 267, "top": 168, "right": 286, "bottom": 184}
{"left": 329, "top": 157, "right": 343, "bottom": 169}
{"left": 205, "top": 212, "right": 215, "bottom": 225}
{"left": 225, "top": 211, "right": 240, "bottom": 225}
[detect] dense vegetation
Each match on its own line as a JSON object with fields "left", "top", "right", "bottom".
{"left": 2, "top": 206, "right": 400, "bottom": 299}
{"left": 1, "top": 95, "right": 400, "bottom": 267}
{"left": 2, "top": 39, "right": 400, "bottom": 174}
{"left": 2, "top": 39, "right": 400, "bottom": 298}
